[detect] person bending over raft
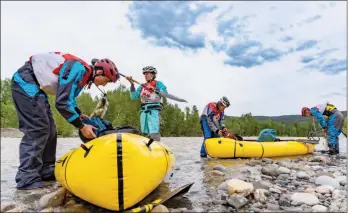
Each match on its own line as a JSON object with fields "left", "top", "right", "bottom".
{"left": 301, "top": 102, "right": 344, "bottom": 155}
{"left": 11, "top": 52, "right": 119, "bottom": 190}
{"left": 200, "top": 96, "right": 231, "bottom": 158}
{"left": 125, "top": 66, "right": 168, "bottom": 142}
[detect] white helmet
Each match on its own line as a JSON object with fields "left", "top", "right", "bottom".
{"left": 219, "top": 96, "right": 230, "bottom": 107}
{"left": 142, "top": 66, "right": 157, "bottom": 74}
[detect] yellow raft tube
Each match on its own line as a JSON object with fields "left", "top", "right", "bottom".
{"left": 204, "top": 138, "right": 315, "bottom": 158}
{"left": 54, "top": 133, "right": 175, "bottom": 211}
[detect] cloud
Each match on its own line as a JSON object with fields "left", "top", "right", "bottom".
{"left": 127, "top": 2, "right": 217, "bottom": 50}
{"left": 1, "top": 1, "right": 346, "bottom": 117}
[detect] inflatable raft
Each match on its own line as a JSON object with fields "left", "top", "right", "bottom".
{"left": 204, "top": 138, "right": 315, "bottom": 158}
{"left": 54, "top": 132, "right": 175, "bottom": 211}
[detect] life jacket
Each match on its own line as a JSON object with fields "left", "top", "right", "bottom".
{"left": 312, "top": 102, "right": 337, "bottom": 117}
{"left": 29, "top": 52, "right": 92, "bottom": 95}
{"left": 140, "top": 80, "right": 161, "bottom": 104}
{"left": 206, "top": 102, "right": 223, "bottom": 121}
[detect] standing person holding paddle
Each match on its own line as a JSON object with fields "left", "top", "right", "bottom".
{"left": 301, "top": 102, "right": 344, "bottom": 155}
{"left": 125, "top": 66, "right": 168, "bottom": 141}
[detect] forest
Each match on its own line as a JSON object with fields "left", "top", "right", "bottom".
{"left": 1, "top": 78, "right": 347, "bottom": 137}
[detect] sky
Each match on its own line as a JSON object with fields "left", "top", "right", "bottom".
{"left": 1, "top": 1, "right": 347, "bottom": 116}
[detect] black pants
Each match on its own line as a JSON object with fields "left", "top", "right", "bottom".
{"left": 11, "top": 69, "right": 57, "bottom": 189}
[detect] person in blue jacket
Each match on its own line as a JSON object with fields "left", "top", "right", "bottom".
{"left": 200, "top": 97, "right": 230, "bottom": 157}
{"left": 11, "top": 52, "right": 119, "bottom": 190}
{"left": 301, "top": 102, "right": 344, "bottom": 155}
{"left": 125, "top": 66, "right": 168, "bottom": 141}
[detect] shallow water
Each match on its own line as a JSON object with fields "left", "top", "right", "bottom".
{"left": 1, "top": 136, "right": 346, "bottom": 212}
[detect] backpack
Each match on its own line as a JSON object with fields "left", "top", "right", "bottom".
{"left": 257, "top": 128, "right": 278, "bottom": 142}
{"left": 78, "top": 116, "right": 141, "bottom": 143}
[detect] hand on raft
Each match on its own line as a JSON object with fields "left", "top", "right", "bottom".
{"left": 80, "top": 124, "right": 98, "bottom": 139}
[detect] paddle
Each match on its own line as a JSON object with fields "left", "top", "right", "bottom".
{"left": 123, "top": 182, "right": 194, "bottom": 213}
{"left": 119, "top": 73, "right": 188, "bottom": 103}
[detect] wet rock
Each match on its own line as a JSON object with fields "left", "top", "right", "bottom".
{"left": 269, "top": 185, "right": 284, "bottom": 194}
{"left": 277, "top": 167, "right": 290, "bottom": 174}
{"left": 249, "top": 207, "right": 261, "bottom": 212}
{"left": 315, "top": 176, "right": 340, "bottom": 188}
{"left": 291, "top": 180, "right": 300, "bottom": 187}
{"left": 260, "top": 175, "right": 273, "bottom": 180}
{"left": 315, "top": 185, "right": 334, "bottom": 194}
{"left": 227, "top": 194, "right": 248, "bottom": 209}
{"left": 213, "top": 165, "right": 226, "bottom": 172}
{"left": 329, "top": 202, "right": 340, "bottom": 212}
{"left": 227, "top": 179, "right": 254, "bottom": 197}
{"left": 1, "top": 202, "right": 16, "bottom": 212}
{"left": 278, "top": 198, "right": 291, "bottom": 207}
{"left": 296, "top": 171, "right": 310, "bottom": 179}
{"left": 253, "top": 189, "right": 268, "bottom": 203}
{"left": 212, "top": 170, "right": 225, "bottom": 176}
{"left": 290, "top": 193, "right": 319, "bottom": 206}
{"left": 279, "top": 206, "right": 303, "bottom": 212}
{"left": 261, "top": 165, "right": 278, "bottom": 177}
{"left": 39, "top": 187, "right": 67, "bottom": 209}
{"left": 150, "top": 205, "right": 169, "bottom": 213}
{"left": 65, "top": 199, "right": 77, "bottom": 206}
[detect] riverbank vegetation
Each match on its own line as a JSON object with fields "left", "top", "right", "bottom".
{"left": 1, "top": 79, "right": 347, "bottom": 137}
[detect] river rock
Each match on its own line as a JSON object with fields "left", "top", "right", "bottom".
{"left": 310, "top": 156, "right": 329, "bottom": 163}
{"left": 40, "top": 207, "right": 54, "bottom": 212}
{"left": 7, "top": 206, "right": 25, "bottom": 212}
{"left": 253, "top": 189, "right": 268, "bottom": 203}
{"left": 261, "top": 165, "right": 278, "bottom": 177}
{"left": 315, "top": 176, "right": 340, "bottom": 188}
{"left": 266, "top": 203, "right": 280, "bottom": 211}
{"left": 315, "top": 172, "right": 334, "bottom": 178}
{"left": 39, "top": 187, "right": 67, "bottom": 209}
{"left": 63, "top": 204, "right": 89, "bottom": 212}
{"left": 335, "top": 176, "right": 347, "bottom": 184}
{"left": 213, "top": 165, "right": 226, "bottom": 172}
{"left": 290, "top": 193, "right": 319, "bottom": 206}
{"left": 150, "top": 205, "right": 169, "bottom": 213}
{"left": 262, "top": 158, "right": 273, "bottom": 164}
{"left": 304, "top": 188, "right": 315, "bottom": 193}
{"left": 227, "top": 194, "right": 248, "bottom": 209}
{"left": 332, "top": 189, "right": 346, "bottom": 199}
{"left": 279, "top": 197, "right": 291, "bottom": 207}
{"left": 212, "top": 170, "right": 225, "bottom": 176}
{"left": 277, "top": 167, "right": 290, "bottom": 174}
{"left": 1, "top": 202, "right": 16, "bottom": 212}
{"left": 247, "top": 160, "right": 263, "bottom": 166}
{"left": 227, "top": 179, "right": 254, "bottom": 197}
{"left": 296, "top": 171, "right": 310, "bottom": 179}
{"left": 315, "top": 185, "right": 334, "bottom": 194}
{"left": 252, "top": 180, "right": 273, "bottom": 190}
{"left": 218, "top": 181, "right": 228, "bottom": 191}
{"left": 339, "top": 179, "right": 347, "bottom": 186}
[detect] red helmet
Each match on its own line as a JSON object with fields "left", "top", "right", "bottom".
{"left": 301, "top": 107, "right": 309, "bottom": 116}
{"left": 94, "top": 58, "right": 119, "bottom": 83}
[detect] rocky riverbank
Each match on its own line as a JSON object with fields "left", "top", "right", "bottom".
{"left": 1, "top": 152, "right": 347, "bottom": 213}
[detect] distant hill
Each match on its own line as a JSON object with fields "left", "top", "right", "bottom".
{"left": 226, "top": 111, "right": 347, "bottom": 125}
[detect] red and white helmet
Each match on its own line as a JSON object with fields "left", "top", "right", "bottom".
{"left": 301, "top": 107, "right": 310, "bottom": 116}
{"left": 94, "top": 58, "right": 119, "bottom": 83}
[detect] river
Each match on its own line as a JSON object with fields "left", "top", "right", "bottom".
{"left": 1, "top": 136, "right": 347, "bottom": 212}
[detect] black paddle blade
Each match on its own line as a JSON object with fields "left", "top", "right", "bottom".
{"left": 162, "top": 93, "right": 188, "bottom": 103}
{"left": 123, "top": 182, "right": 194, "bottom": 213}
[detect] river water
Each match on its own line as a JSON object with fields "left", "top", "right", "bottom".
{"left": 1, "top": 136, "right": 346, "bottom": 212}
